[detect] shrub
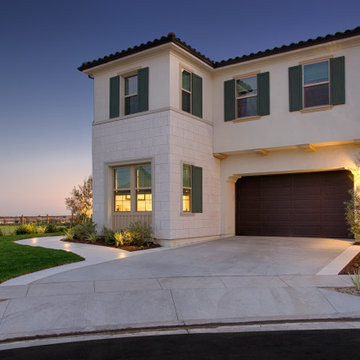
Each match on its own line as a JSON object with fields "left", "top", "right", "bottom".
{"left": 349, "top": 269, "right": 360, "bottom": 291}
{"left": 345, "top": 189, "right": 360, "bottom": 239}
{"left": 126, "top": 221, "right": 152, "bottom": 246}
{"left": 15, "top": 224, "right": 36, "bottom": 235}
{"left": 64, "top": 227, "right": 76, "bottom": 240}
{"left": 35, "top": 225, "right": 46, "bottom": 234}
{"left": 114, "top": 231, "right": 124, "bottom": 247}
{"left": 102, "top": 226, "right": 115, "bottom": 246}
{"left": 86, "top": 231, "right": 97, "bottom": 243}
{"left": 0, "top": 228, "right": 3, "bottom": 237}
{"left": 45, "top": 224, "right": 58, "bottom": 233}
{"left": 73, "top": 221, "right": 96, "bottom": 241}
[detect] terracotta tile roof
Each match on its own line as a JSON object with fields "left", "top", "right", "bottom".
{"left": 78, "top": 26, "right": 360, "bottom": 72}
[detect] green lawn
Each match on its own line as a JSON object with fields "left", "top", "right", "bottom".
{"left": 0, "top": 233, "right": 84, "bottom": 283}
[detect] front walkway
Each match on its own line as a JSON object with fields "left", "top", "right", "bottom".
{"left": 0, "top": 236, "right": 359, "bottom": 345}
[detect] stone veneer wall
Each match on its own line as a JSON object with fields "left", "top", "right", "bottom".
{"left": 92, "top": 109, "right": 221, "bottom": 241}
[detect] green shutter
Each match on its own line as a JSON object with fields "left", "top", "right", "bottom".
{"left": 330, "top": 56, "right": 345, "bottom": 105}
{"left": 224, "top": 79, "right": 235, "bottom": 121}
{"left": 192, "top": 73, "right": 203, "bottom": 118}
{"left": 109, "top": 76, "right": 119, "bottom": 118}
{"left": 257, "top": 72, "right": 270, "bottom": 116}
{"left": 289, "top": 65, "right": 303, "bottom": 111}
{"left": 138, "top": 67, "right": 149, "bottom": 112}
{"left": 191, "top": 166, "right": 202, "bottom": 213}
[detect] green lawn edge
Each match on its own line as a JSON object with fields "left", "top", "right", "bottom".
{"left": 0, "top": 233, "right": 85, "bottom": 284}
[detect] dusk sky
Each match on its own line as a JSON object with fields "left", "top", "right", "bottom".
{"left": 1, "top": 0, "right": 359, "bottom": 216}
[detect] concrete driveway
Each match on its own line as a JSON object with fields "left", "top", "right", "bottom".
{"left": 1, "top": 236, "right": 359, "bottom": 344}
{"left": 32, "top": 235, "right": 352, "bottom": 283}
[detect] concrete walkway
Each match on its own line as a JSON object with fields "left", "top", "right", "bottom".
{"left": 0, "top": 236, "right": 359, "bottom": 344}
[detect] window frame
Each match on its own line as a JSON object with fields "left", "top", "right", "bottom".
{"left": 124, "top": 73, "right": 139, "bottom": 115}
{"left": 182, "top": 163, "right": 192, "bottom": 213}
{"left": 113, "top": 163, "right": 152, "bottom": 214}
{"left": 233, "top": 71, "right": 260, "bottom": 121}
{"left": 135, "top": 165, "right": 152, "bottom": 212}
{"left": 302, "top": 59, "right": 330, "bottom": 109}
{"left": 181, "top": 68, "right": 192, "bottom": 114}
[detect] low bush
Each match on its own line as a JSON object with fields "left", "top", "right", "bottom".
{"left": 0, "top": 228, "right": 3, "bottom": 237}
{"left": 114, "top": 231, "right": 124, "bottom": 247}
{"left": 72, "top": 221, "right": 97, "bottom": 241}
{"left": 45, "top": 224, "right": 58, "bottom": 233}
{"left": 36, "top": 225, "right": 46, "bottom": 234}
{"left": 64, "top": 227, "right": 76, "bottom": 240}
{"left": 15, "top": 224, "right": 36, "bottom": 235}
{"left": 349, "top": 269, "right": 360, "bottom": 291}
{"left": 102, "top": 226, "right": 115, "bottom": 246}
{"left": 126, "top": 221, "right": 152, "bottom": 246}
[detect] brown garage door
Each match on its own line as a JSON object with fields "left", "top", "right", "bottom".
{"left": 236, "top": 170, "right": 353, "bottom": 238}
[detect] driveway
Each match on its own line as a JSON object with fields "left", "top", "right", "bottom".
{"left": 32, "top": 235, "right": 352, "bottom": 283}
{"left": 1, "top": 236, "right": 359, "bottom": 343}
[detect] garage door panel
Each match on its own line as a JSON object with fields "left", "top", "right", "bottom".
{"left": 236, "top": 170, "right": 352, "bottom": 238}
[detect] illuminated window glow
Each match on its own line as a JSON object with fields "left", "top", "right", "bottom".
{"left": 183, "top": 164, "right": 191, "bottom": 212}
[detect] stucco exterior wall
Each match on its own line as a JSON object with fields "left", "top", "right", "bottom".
{"left": 93, "top": 50, "right": 170, "bottom": 123}
{"left": 213, "top": 37, "right": 360, "bottom": 153}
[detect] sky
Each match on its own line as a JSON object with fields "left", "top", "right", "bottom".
{"left": 0, "top": 0, "right": 359, "bottom": 216}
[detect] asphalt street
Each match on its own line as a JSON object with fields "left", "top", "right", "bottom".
{"left": 1, "top": 329, "right": 360, "bottom": 359}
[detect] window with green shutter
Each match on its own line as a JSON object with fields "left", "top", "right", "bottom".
{"left": 224, "top": 72, "right": 269, "bottom": 121}
{"left": 110, "top": 67, "right": 149, "bottom": 118}
{"left": 288, "top": 57, "right": 345, "bottom": 111}
{"left": 182, "top": 164, "right": 202, "bottom": 213}
{"left": 181, "top": 69, "right": 203, "bottom": 118}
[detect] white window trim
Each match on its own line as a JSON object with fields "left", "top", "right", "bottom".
{"left": 113, "top": 163, "right": 152, "bottom": 214}
{"left": 302, "top": 59, "right": 330, "bottom": 110}
{"left": 180, "top": 162, "right": 195, "bottom": 216}
{"left": 233, "top": 71, "right": 260, "bottom": 121}
{"left": 180, "top": 68, "right": 193, "bottom": 114}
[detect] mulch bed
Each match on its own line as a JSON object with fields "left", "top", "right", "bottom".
{"left": 339, "top": 250, "right": 360, "bottom": 275}
{"left": 61, "top": 238, "right": 161, "bottom": 252}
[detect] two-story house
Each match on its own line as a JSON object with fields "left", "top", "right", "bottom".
{"left": 78, "top": 27, "right": 360, "bottom": 246}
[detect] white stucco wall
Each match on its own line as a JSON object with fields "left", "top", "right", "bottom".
{"left": 93, "top": 49, "right": 170, "bottom": 123}
{"left": 213, "top": 37, "right": 360, "bottom": 153}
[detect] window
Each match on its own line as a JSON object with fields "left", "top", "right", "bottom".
{"left": 181, "top": 70, "right": 192, "bottom": 113}
{"left": 236, "top": 76, "right": 257, "bottom": 118}
{"left": 124, "top": 74, "right": 138, "bottom": 115}
{"left": 182, "top": 164, "right": 202, "bottom": 213}
{"left": 114, "top": 167, "right": 131, "bottom": 212}
{"left": 182, "top": 164, "right": 191, "bottom": 212}
{"left": 303, "top": 60, "right": 329, "bottom": 108}
{"left": 224, "top": 72, "right": 269, "bottom": 121}
{"left": 109, "top": 67, "right": 149, "bottom": 118}
{"left": 136, "top": 165, "right": 152, "bottom": 211}
{"left": 114, "top": 164, "right": 152, "bottom": 212}
{"left": 289, "top": 56, "right": 345, "bottom": 112}
{"left": 181, "top": 69, "right": 203, "bottom": 118}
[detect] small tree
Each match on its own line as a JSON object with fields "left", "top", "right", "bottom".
{"left": 345, "top": 189, "right": 360, "bottom": 240}
{"left": 65, "top": 176, "right": 93, "bottom": 223}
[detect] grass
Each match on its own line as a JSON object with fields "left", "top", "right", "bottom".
{"left": 0, "top": 225, "right": 19, "bottom": 236}
{"left": 0, "top": 233, "right": 84, "bottom": 283}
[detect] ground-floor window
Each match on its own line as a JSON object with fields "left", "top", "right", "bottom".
{"left": 114, "top": 164, "right": 152, "bottom": 212}
{"left": 182, "top": 163, "right": 203, "bottom": 214}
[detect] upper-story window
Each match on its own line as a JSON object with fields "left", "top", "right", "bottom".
{"left": 224, "top": 72, "right": 270, "bottom": 122}
{"left": 181, "top": 69, "right": 203, "bottom": 118}
{"left": 109, "top": 67, "right": 149, "bottom": 119}
{"left": 303, "top": 60, "right": 329, "bottom": 108}
{"left": 289, "top": 56, "right": 345, "bottom": 112}
{"left": 236, "top": 76, "right": 258, "bottom": 118}
{"left": 125, "top": 74, "right": 138, "bottom": 115}
{"left": 181, "top": 70, "right": 192, "bottom": 113}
